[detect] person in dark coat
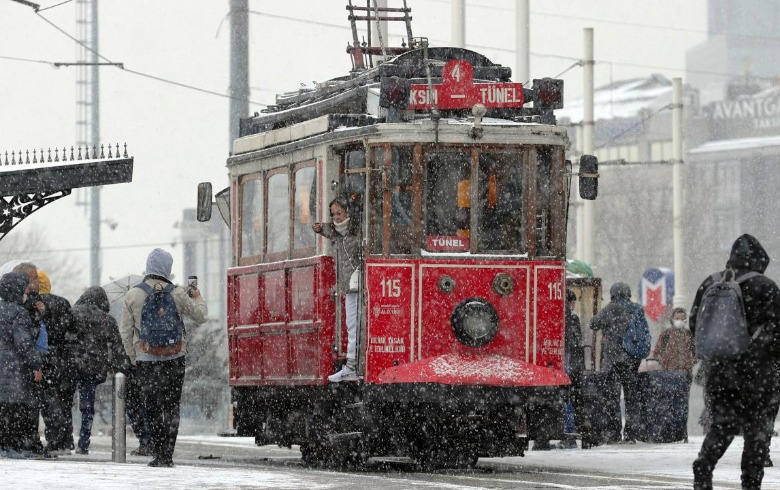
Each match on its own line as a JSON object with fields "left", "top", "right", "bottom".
{"left": 69, "top": 286, "right": 131, "bottom": 454}
{"left": 589, "top": 282, "right": 645, "bottom": 443}
{"left": 0, "top": 272, "right": 43, "bottom": 457}
{"left": 11, "top": 262, "right": 48, "bottom": 455}
{"left": 561, "top": 288, "right": 587, "bottom": 449}
{"left": 34, "top": 270, "right": 77, "bottom": 454}
{"left": 690, "top": 234, "right": 780, "bottom": 490}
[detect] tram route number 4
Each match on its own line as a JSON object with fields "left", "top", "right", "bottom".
{"left": 408, "top": 59, "right": 525, "bottom": 111}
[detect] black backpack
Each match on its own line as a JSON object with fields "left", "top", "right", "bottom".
{"left": 694, "top": 270, "right": 763, "bottom": 361}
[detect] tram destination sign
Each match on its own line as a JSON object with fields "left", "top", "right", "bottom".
{"left": 408, "top": 59, "right": 524, "bottom": 111}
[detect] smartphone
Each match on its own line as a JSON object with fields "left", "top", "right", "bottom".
{"left": 187, "top": 275, "right": 198, "bottom": 297}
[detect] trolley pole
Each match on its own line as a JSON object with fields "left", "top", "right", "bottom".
{"left": 581, "top": 28, "right": 595, "bottom": 265}
{"left": 112, "top": 372, "right": 127, "bottom": 463}
{"left": 671, "top": 78, "right": 687, "bottom": 308}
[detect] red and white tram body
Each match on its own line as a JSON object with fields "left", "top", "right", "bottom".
{"left": 204, "top": 46, "right": 597, "bottom": 467}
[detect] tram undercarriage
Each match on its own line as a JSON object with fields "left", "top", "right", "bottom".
{"left": 232, "top": 383, "right": 567, "bottom": 469}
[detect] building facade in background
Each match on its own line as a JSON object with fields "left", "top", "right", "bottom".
{"left": 563, "top": 0, "right": 780, "bottom": 326}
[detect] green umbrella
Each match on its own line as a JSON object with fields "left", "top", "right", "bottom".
{"left": 566, "top": 259, "right": 593, "bottom": 278}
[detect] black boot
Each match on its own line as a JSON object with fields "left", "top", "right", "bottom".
{"left": 692, "top": 457, "right": 713, "bottom": 490}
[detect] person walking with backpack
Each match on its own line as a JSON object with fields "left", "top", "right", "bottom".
{"left": 590, "top": 282, "right": 651, "bottom": 444}
{"left": 690, "top": 234, "right": 780, "bottom": 490}
{"left": 70, "top": 286, "right": 130, "bottom": 454}
{"left": 119, "top": 248, "right": 207, "bottom": 467}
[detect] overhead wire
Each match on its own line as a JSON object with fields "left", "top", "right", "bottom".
{"left": 37, "top": 0, "right": 72, "bottom": 12}
{"left": 594, "top": 105, "right": 672, "bottom": 150}
{"left": 31, "top": 10, "right": 270, "bottom": 107}
{"left": 12, "top": 5, "right": 769, "bottom": 125}
{"left": 16, "top": 6, "right": 758, "bottom": 110}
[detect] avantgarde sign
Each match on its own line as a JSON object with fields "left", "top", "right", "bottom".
{"left": 712, "top": 92, "right": 780, "bottom": 130}
{"left": 408, "top": 59, "right": 525, "bottom": 110}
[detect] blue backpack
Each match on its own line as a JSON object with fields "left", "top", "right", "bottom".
{"left": 136, "top": 282, "right": 184, "bottom": 353}
{"left": 623, "top": 304, "right": 652, "bottom": 359}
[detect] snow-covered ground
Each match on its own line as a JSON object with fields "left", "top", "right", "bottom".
{"left": 2, "top": 434, "right": 780, "bottom": 489}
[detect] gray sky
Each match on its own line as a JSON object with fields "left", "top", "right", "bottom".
{"left": 0, "top": 0, "right": 706, "bottom": 299}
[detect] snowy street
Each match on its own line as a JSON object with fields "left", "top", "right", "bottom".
{"left": 2, "top": 434, "right": 780, "bottom": 489}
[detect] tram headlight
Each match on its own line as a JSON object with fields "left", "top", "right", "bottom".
{"left": 451, "top": 298, "right": 499, "bottom": 348}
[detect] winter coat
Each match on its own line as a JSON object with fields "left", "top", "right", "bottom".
{"left": 71, "top": 287, "right": 130, "bottom": 384}
{"left": 0, "top": 272, "right": 42, "bottom": 404}
{"left": 316, "top": 219, "right": 361, "bottom": 292}
{"left": 651, "top": 326, "right": 697, "bottom": 374}
{"left": 689, "top": 233, "right": 780, "bottom": 363}
{"left": 689, "top": 234, "right": 780, "bottom": 405}
{"left": 119, "top": 277, "right": 208, "bottom": 364}
{"left": 590, "top": 294, "right": 642, "bottom": 371}
{"left": 564, "top": 306, "right": 586, "bottom": 377}
{"left": 38, "top": 292, "right": 76, "bottom": 380}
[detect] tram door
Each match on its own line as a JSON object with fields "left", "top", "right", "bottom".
{"left": 333, "top": 148, "right": 367, "bottom": 370}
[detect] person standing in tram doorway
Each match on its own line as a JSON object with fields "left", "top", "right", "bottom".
{"left": 313, "top": 198, "right": 361, "bottom": 382}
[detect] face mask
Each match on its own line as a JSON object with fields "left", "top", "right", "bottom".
{"left": 673, "top": 319, "right": 686, "bottom": 328}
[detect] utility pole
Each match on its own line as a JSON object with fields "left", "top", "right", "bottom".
{"left": 671, "top": 78, "right": 686, "bottom": 308}
{"left": 581, "top": 28, "right": 595, "bottom": 265}
{"left": 222, "top": 0, "right": 250, "bottom": 435}
{"left": 229, "top": 0, "right": 249, "bottom": 145}
{"left": 76, "top": 0, "right": 101, "bottom": 286}
{"left": 515, "top": 0, "right": 530, "bottom": 84}
{"left": 451, "top": 0, "right": 465, "bottom": 47}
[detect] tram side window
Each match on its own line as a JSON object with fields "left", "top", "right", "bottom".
{"left": 478, "top": 152, "right": 524, "bottom": 252}
{"left": 293, "top": 166, "right": 315, "bottom": 250}
{"left": 240, "top": 177, "right": 263, "bottom": 259}
{"left": 425, "top": 151, "right": 470, "bottom": 248}
{"left": 535, "top": 148, "right": 553, "bottom": 256}
{"left": 266, "top": 172, "right": 289, "bottom": 254}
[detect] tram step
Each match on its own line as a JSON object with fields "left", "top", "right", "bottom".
{"left": 327, "top": 431, "right": 363, "bottom": 443}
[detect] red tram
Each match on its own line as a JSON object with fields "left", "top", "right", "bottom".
{"left": 198, "top": 7, "right": 598, "bottom": 468}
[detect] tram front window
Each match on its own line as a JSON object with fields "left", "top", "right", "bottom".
{"left": 370, "top": 146, "right": 415, "bottom": 255}
{"left": 478, "top": 152, "right": 523, "bottom": 252}
{"left": 425, "top": 151, "right": 471, "bottom": 251}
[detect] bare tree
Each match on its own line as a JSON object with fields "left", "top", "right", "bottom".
{"left": 0, "top": 225, "right": 85, "bottom": 301}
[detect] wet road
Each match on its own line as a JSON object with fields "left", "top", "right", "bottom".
{"left": 61, "top": 435, "right": 708, "bottom": 489}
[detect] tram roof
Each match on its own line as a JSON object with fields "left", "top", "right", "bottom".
{"left": 238, "top": 47, "right": 560, "bottom": 139}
